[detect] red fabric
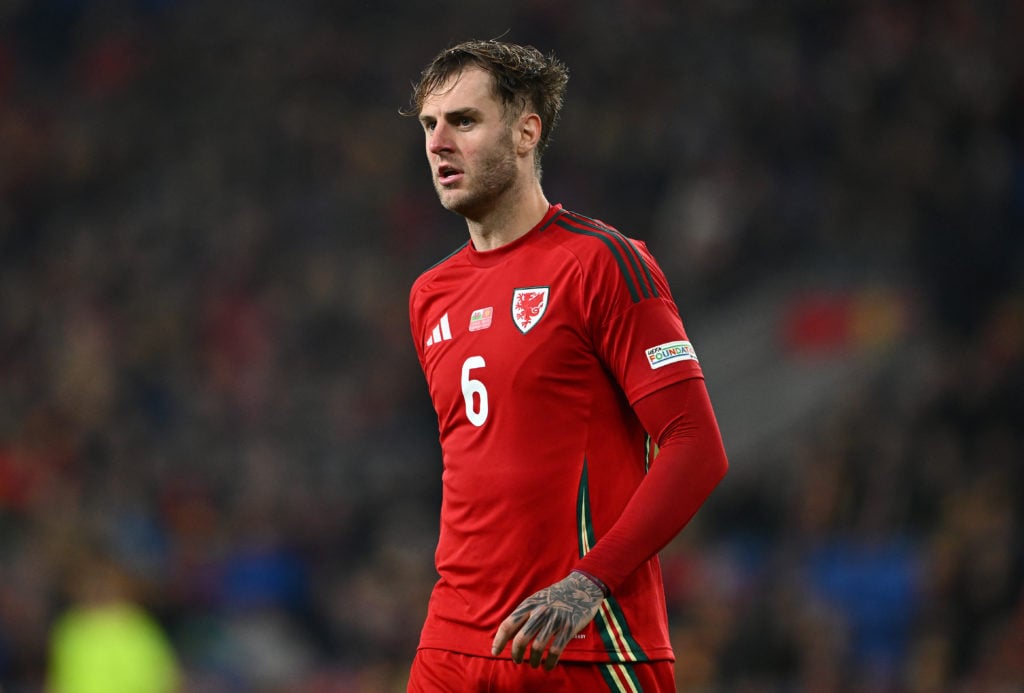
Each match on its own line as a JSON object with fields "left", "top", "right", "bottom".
{"left": 409, "top": 648, "right": 676, "bottom": 692}
{"left": 574, "top": 378, "right": 728, "bottom": 592}
{"left": 409, "top": 205, "right": 706, "bottom": 662}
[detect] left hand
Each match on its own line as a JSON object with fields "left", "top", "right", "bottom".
{"left": 490, "top": 571, "right": 606, "bottom": 670}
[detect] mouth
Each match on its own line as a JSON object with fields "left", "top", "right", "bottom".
{"left": 437, "top": 164, "right": 463, "bottom": 186}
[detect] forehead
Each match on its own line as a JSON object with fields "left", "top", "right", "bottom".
{"left": 420, "top": 66, "right": 500, "bottom": 116}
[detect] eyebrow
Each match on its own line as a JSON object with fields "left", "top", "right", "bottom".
{"left": 419, "top": 107, "right": 484, "bottom": 124}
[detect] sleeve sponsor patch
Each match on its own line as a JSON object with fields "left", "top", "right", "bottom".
{"left": 645, "top": 340, "right": 698, "bottom": 369}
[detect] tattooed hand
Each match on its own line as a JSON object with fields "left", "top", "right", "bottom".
{"left": 491, "top": 570, "right": 606, "bottom": 671}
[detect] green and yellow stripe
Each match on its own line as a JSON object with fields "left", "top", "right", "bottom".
{"left": 599, "top": 662, "right": 645, "bottom": 692}
{"left": 576, "top": 461, "right": 648, "bottom": 664}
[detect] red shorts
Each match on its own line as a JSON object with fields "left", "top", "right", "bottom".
{"left": 408, "top": 648, "right": 675, "bottom": 692}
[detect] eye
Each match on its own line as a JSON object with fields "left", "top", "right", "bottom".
{"left": 458, "top": 116, "right": 474, "bottom": 128}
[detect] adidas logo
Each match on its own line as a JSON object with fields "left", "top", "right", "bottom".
{"left": 425, "top": 312, "right": 452, "bottom": 347}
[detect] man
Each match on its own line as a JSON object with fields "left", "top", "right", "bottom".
{"left": 404, "top": 39, "right": 728, "bottom": 692}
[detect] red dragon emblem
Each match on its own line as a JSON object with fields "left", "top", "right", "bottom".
{"left": 512, "top": 287, "right": 549, "bottom": 333}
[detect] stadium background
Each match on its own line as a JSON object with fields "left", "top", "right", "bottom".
{"left": 1, "top": 0, "right": 1022, "bottom": 690}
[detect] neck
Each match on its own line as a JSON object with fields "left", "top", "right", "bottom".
{"left": 465, "top": 180, "right": 550, "bottom": 252}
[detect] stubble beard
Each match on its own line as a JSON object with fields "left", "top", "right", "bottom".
{"left": 436, "top": 130, "right": 519, "bottom": 221}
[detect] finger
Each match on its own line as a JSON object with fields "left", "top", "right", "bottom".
{"left": 543, "top": 646, "right": 561, "bottom": 671}
{"left": 529, "top": 638, "right": 547, "bottom": 669}
{"left": 510, "top": 633, "right": 527, "bottom": 664}
{"left": 527, "top": 613, "right": 559, "bottom": 669}
{"left": 542, "top": 629, "right": 573, "bottom": 671}
{"left": 527, "top": 621, "right": 553, "bottom": 669}
{"left": 510, "top": 608, "right": 547, "bottom": 664}
{"left": 491, "top": 610, "right": 530, "bottom": 656}
{"left": 538, "top": 614, "right": 573, "bottom": 670}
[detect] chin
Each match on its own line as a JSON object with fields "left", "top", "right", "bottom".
{"left": 439, "top": 192, "right": 476, "bottom": 216}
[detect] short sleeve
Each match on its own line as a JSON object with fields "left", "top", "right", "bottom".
{"left": 585, "top": 241, "right": 703, "bottom": 404}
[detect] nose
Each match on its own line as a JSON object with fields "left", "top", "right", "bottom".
{"left": 427, "top": 122, "right": 452, "bottom": 156}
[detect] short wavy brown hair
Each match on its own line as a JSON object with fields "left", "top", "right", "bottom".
{"left": 403, "top": 39, "right": 569, "bottom": 165}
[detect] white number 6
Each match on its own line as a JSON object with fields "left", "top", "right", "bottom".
{"left": 461, "top": 356, "right": 488, "bottom": 426}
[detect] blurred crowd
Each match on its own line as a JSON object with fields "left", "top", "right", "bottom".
{"left": 1, "top": 0, "right": 1021, "bottom": 691}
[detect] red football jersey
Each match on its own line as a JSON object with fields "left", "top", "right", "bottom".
{"left": 409, "top": 204, "right": 703, "bottom": 663}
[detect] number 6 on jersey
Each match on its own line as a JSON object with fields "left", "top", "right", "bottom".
{"left": 461, "top": 356, "right": 488, "bottom": 426}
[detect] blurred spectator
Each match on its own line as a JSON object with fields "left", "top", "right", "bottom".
{"left": 0, "top": 0, "right": 1021, "bottom": 689}
{"left": 47, "top": 549, "right": 180, "bottom": 693}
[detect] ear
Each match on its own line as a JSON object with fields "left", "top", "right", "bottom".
{"left": 516, "top": 113, "right": 542, "bottom": 157}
